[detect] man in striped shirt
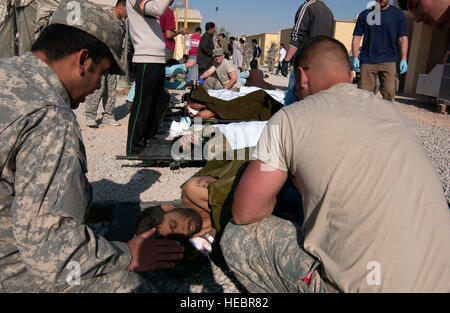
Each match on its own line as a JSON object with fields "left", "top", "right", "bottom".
{"left": 283, "top": 0, "right": 334, "bottom": 105}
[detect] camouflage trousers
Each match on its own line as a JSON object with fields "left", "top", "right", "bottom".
{"left": 84, "top": 74, "right": 117, "bottom": 120}
{"left": 1, "top": 267, "right": 158, "bottom": 293}
{"left": 204, "top": 75, "right": 240, "bottom": 92}
{"left": 267, "top": 58, "right": 275, "bottom": 72}
{"left": 220, "top": 215, "right": 327, "bottom": 293}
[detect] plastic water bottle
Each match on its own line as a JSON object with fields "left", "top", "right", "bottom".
{"left": 191, "top": 64, "right": 198, "bottom": 89}
{"left": 184, "top": 36, "right": 191, "bottom": 52}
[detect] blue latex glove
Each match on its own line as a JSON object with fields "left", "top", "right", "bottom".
{"left": 352, "top": 58, "right": 360, "bottom": 73}
{"left": 400, "top": 60, "right": 408, "bottom": 74}
{"left": 198, "top": 78, "right": 204, "bottom": 85}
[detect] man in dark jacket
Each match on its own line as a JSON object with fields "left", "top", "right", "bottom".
{"left": 197, "top": 22, "right": 216, "bottom": 76}
{"left": 252, "top": 39, "right": 262, "bottom": 60}
{"left": 283, "top": 0, "right": 335, "bottom": 105}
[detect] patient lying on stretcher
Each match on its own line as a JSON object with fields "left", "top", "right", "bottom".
{"left": 134, "top": 154, "right": 303, "bottom": 269}
{"left": 185, "top": 84, "right": 284, "bottom": 121}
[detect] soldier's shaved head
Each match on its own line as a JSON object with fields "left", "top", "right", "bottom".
{"left": 294, "top": 36, "right": 353, "bottom": 100}
{"left": 294, "top": 35, "right": 351, "bottom": 76}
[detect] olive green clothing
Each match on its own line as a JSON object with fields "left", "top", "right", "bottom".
{"left": 189, "top": 84, "right": 283, "bottom": 121}
{"left": 190, "top": 157, "right": 250, "bottom": 236}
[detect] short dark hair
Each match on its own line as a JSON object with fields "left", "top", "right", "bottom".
{"left": 134, "top": 205, "right": 165, "bottom": 236}
{"left": 195, "top": 27, "right": 202, "bottom": 33}
{"left": 134, "top": 206, "right": 203, "bottom": 237}
{"left": 294, "top": 36, "right": 350, "bottom": 71}
{"left": 398, "top": 0, "right": 407, "bottom": 10}
{"left": 252, "top": 39, "right": 258, "bottom": 44}
{"left": 31, "top": 24, "right": 112, "bottom": 64}
{"left": 239, "top": 38, "right": 245, "bottom": 44}
{"left": 280, "top": 43, "right": 284, "bottom": 48}
{"left": 250, "top": 59, "right": 258, "bottom": 69}
{"left": 229, "top": 36, "right": 235, "bottom": 41}
{"left": 205, "top": 22, "right": 215, "bottom": 31}
{"left": 166, "top": 58, "right": 180, "bottom": 67}
{"left": 115, "top": 0, "right": 126, "bottom": 7}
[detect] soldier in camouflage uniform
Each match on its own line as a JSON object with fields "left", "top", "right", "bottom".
{"left": 266, "top": 43, "right": 278, "bottom": 73}
{"left": 243, "top": 42, "right": 253, "bottom": 71}
{"left": 0, "top": 0, "right": 183, "bottom": 292}
{"left": 84, "top": 0, "right": 127, "bottom": 128}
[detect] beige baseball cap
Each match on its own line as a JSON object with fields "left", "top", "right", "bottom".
{"left": 49, "top": 0, "right": 125, "bottom": 75}
{"left": 212, "top": 47, "right": 225, "bottom": 57}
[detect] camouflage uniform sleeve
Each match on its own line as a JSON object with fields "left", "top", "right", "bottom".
{"left": 12, "top": 121, "right": 132, "bottom": 285}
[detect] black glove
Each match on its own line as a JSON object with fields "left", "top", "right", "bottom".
{"left": 281, "top": 60, "right": 289, "bottom": 77}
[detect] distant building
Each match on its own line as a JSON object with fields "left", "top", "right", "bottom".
{"left": 243, "top": 32, "right": 280, "bottom": 65}
{"left": 173, "top": 7, "right": 202, "bottom": 59}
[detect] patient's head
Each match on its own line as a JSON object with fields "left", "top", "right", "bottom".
{"left": 134, "top": 205, "right": 203, "bottom": 238}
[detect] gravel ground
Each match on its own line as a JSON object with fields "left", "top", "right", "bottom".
{"left": 78, "top": 69, "right": 449, "bottom": 293}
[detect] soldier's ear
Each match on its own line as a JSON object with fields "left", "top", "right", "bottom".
{"left": 77, "top": 49, "right": 90, "bottom": 76}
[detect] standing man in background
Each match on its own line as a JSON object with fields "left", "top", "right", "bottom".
{"left": 231, "top": 37, "right": 244, "bottom": 71}
{"left": 160, "top": 0, "right": 188, "bottom": 60}
{"left": 352, "top": 0, "right": 409, "bottom": 102}
{"left": 252, "top": 39, "right": 262, "bottom": 60}
{"left": 243, "top": 40, "right": 252, "bottom": 70}
{"left": 187, "top": 26, "right": 202, "bottom": 82}
{"left": 218, "top": 33, "right": 230, "bottom": 60}
{"left": 282, "top": 0, "right": 335, "bottom": 106}
{"left": 84, "top": 0, "right": 127, "bottom": 128}
{"left": 197, "top": 22, "right": 216, "bottom": 77}
{"left": 126, "top": 0, "right": 172, "bottom": 156}
{"left": 267, "top": 43, "right": 278, "bottom": 73}
{"left": 274, "top": 43, "right": 286, "bottom": 76}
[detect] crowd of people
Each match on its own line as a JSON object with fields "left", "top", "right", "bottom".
{"left": 0, "top": 0, "right": 449, "bottom": 293}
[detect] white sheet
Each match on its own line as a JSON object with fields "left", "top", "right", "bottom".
{"left": 214, "top": 121, "right": 268, "bottom": 150}
{"left": 207, "top": 86, "right": 285, "bottom": 104}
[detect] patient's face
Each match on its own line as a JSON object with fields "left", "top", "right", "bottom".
{"left": 157, "top": 211, "right": 198, "bottom": 237}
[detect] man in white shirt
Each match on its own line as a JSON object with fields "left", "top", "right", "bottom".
{"left": 275, "top": 43, "right": 286, "bottom": 76}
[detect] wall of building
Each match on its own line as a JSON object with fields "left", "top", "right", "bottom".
{"left": 280, "top": 28, "right": 292, "bottom": 50}
{"left": 334, "top": 20, "right": 356, "bottom": 54}
{"left": 245, "top": 33, "right": 280, "bottom": 65}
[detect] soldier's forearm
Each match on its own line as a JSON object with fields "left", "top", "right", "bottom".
{"left": 398, "top": 36, "right": 408, "bottom": 60}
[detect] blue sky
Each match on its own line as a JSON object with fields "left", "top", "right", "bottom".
{"left": 173, "top": 0, "right": 393, "bottom": 36}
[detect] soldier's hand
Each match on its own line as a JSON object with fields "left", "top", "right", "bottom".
{"left": 127, "top": 228, "right": 184, "bottom": 272}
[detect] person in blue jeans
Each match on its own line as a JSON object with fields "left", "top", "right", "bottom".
{"left": 351, "top": 0, "right": 409, "bottom": 102}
